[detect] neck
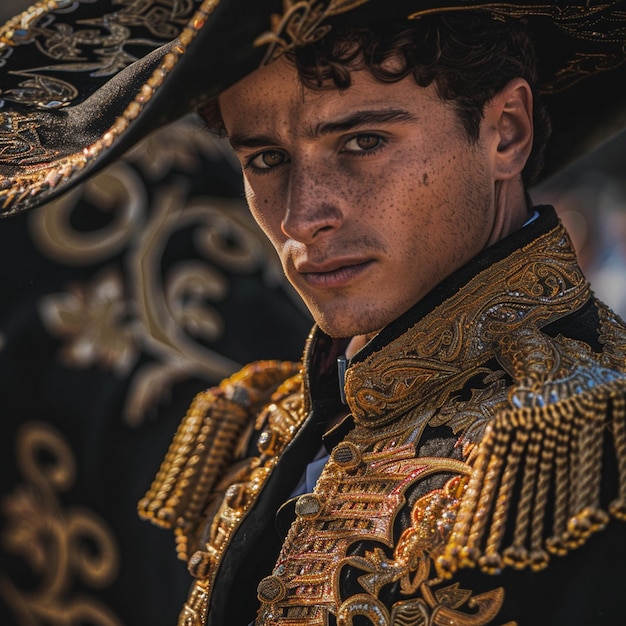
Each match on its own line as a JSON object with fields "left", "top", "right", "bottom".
{"left": 346, "top": 334, "right": 375, "bottom": 359}
{"left": 487, "top": 178, "right": 531, "bottom": 246}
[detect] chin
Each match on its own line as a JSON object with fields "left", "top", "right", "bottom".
{"left": 313, "top": 312, "right": 385, "bottom": 340}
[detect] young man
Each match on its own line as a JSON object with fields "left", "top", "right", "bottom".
{"left": 1, "top": 1, "right": 626, "bottom": 625}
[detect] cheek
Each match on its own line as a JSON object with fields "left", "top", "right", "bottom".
{"left": 243, "top": 177, "right": 285, "bottom": 247}
{"left": 243, "top": 177, "right": 260, "bottom": 214}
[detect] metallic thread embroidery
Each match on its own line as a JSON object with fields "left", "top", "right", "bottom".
{"left": 1, "top": 422, "right": 123, "bottom": 626}
{"left": 255, "top": 437, "right": 471, "bottom": 625}
{"left": 408, "top": 2, "right": 626, "bottom": 92}
{"left": 255, "top": 1, "right": 626, "bottom": 91}
{"left": 2, "top": 0, "right": 625, "bottom": 215}
{"left": 142, "top": 220, "right": 626, "bottom": 625}
{"left": 253, "top": 221, "right": 626, "bottom": 625}
{"left": 0, "top": 110, "right": 59, "bottom": 163}
{"left": 28, "top": 120, "right": 285, "bottom": 425}
{"left": 0, "top": 0, "right": 219, "bottom": 216}
{"left": 345, "top": 227, "right": 591, "bottom": 429}
{"left": 255, "top": 0, "right": 370, "bottom": 64}
{"left": 1, "top": 1, "right": 197, "bottom": 109}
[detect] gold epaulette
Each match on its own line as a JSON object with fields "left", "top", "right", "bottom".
{"left": 437, "top": 378, "right": 626, "bottom": 578}
{"left": 137, "top": 360, "right": 300, "bottom": 561}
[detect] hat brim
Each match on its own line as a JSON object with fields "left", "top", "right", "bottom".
{"left": 1, "top": 0, "right": 625, "bottom": 216}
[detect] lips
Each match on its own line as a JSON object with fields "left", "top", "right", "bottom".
{"left": 296, "top": 258, "right": 374, "bottom": 288}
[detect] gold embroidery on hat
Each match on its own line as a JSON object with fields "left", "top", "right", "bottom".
{"left": 0, "top": 110, "right": 59, "bottom": 163}
{"left": 0, "top": 0, "right": 219, "bottom": 216}
{"left": 254, "top": 1, "right": 626, "bottom": 90}
{"left": 0, "top": 74, "right": 78, "bottom": 109}
{"left": 407, "top": 2, "right": 626, "bottom": 92}
{"left": 0, "top": 0, "right": 197, "bottom": 109}
{"left": 255, "top": 0, "right": 370, "bottom": 64}
{"left": 255, "top": 0, "right": 332, "bottom": 64}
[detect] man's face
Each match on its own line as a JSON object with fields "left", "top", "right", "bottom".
{"left": 219, "top": 57, "right": 502, "bottom": 339}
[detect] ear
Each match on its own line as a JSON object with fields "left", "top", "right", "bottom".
{"left": 486, "top": 78, "right": 534, "bottom": 181}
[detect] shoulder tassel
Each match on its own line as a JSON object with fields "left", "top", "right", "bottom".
{"left": 437, "top": 379, "right": 626, "bottom": 577}
{"left": 137, "top": 360, "right": 299, "bottom": 561}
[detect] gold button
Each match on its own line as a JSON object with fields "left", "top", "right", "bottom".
{"left": 295, "top": 493, "right": 323, "bottom": 519}
{"left": 257, "top": 575, "right": 286, "bottom": 603}
{"left": 331, "top": 442, "right": 361, "bottom": 470}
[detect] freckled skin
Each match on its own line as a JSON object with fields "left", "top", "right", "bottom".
{"left": 218, "top": 58, "right": 530, "bottom": 339}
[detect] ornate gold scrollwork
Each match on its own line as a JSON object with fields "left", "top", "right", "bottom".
{"left": 29, "top": 121, "right": 288, "bottom": 426}
{"left": 1, "top": 422, "right": 122, "bottom": 626}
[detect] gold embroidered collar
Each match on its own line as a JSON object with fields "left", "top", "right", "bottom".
{"left": 343, "top": 208, "right": 591, "bottom": 427}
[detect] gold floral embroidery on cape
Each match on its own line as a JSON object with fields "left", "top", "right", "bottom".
{"left": 1, "top": 422, "right": 122, "bottom": 626}
{"left": 31, "top": 120, "right": 289, "bottom": 426}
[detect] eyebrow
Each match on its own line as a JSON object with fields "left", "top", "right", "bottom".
{"left": 306, "top": 108, "right": 418, "bottom": 138}
{"left": 228, "top": 133, "right": 280, "bottom": 151}
{"left": 227, "top": 108, "right": 418, "bottom": 151}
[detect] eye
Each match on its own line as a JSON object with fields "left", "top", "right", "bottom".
{"left": 343, "top": 133, "right": 384, "bottom": 153}
{"left": 247, "top": 149, "right": 288, "bottom": 171}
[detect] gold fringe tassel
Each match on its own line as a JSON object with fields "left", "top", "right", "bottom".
{"left": 137, "top": 360, "right": 299, "bottom": 561}
{"left": 437, "top": 379, "right": 626, "bottom": 577}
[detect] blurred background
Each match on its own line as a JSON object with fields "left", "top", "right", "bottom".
{"left": 1, "top": 2, "right": 625, "bottom": 625}
{"left": 534, "top": 135, "right": 626, "bottom": 319}
{"left": 0, "top": 3, "right": 312, "bottom": 625}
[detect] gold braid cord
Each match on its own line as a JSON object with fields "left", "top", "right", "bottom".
{"left": 137, "top": 360, "right": 300, "bottom": 562}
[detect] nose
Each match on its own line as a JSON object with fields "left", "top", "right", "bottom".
{"left": 281, "top": 160, "right": 343, "bottom": 243}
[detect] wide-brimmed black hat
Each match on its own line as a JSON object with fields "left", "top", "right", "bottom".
{"left": 1, "top": 0, "right": 625, "bottom": 217}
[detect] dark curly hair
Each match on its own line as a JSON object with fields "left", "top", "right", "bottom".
{"left": 200, "top": 12, "right": 551, "bottom": 185}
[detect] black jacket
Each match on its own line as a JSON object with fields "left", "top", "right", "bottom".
{"left": 143, "top": 207, "right": 626, "bottom": 625}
